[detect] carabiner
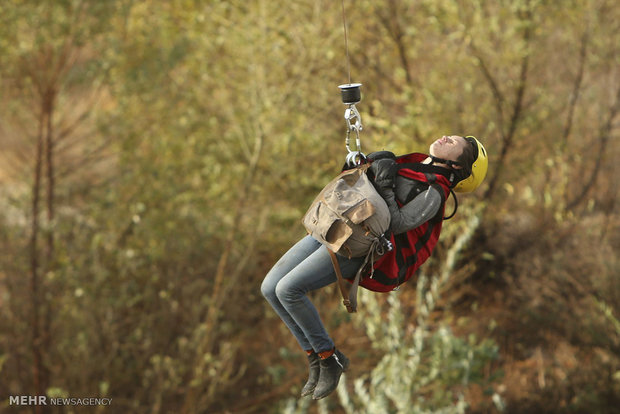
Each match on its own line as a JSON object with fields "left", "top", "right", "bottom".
{"left": 339, "top": 83, "right": 365, "bottom": 167}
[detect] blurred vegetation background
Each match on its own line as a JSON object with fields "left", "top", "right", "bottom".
{"left": 0, "top": 0, "right": 618, "bottom": 413}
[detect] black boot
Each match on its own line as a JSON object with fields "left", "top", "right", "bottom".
{"left": 301, "top": 352, "right": 321, "bottom": 397}
{"left": 312, "top": 349, "right": 349, "bottom": 400}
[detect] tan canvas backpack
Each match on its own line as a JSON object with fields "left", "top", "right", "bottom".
{"left": 302, "top": 165, "right": 392, "bottom": 312}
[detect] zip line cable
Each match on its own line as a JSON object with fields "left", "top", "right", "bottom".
{"left": 341, "top": 0, "right": 352, "bottom": 85}
{"left": 339, "top": 0, "right": 365, "bottom": 166}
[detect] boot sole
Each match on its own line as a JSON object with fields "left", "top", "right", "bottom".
{"left": 300, "top": 388, "right": 315, "bottom": 398}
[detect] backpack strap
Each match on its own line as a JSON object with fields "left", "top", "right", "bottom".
{"left": 393, "top": 164, "right": 454, "bottom": 222}
{"left": 328, "top": 232, "right": 392, "bottom": 313}
{"left": 327, "top": 249, "right": 357, "bottom": 313}
{"left": 423, "top": 173, "right": 450, "bottom": 223}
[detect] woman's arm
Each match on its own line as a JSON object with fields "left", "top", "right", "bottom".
{"left": 370, "top": 158, "right": 443, "bottom": 234}
{"left": 380, "top": 185, "right": 442, "bottom": 234}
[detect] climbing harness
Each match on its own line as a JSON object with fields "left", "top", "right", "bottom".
{"left": 339, "top": 0, "right": 366, "bottom": 167}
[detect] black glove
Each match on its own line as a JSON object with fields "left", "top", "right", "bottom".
{"left": 367, "top": 151, "right": 396, "bottom": 162}
{"left": 369, "top": 158, "right": 397, "bottom": 191}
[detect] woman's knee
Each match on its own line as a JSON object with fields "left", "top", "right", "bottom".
{"left": 261, "top": 275, "right": 277, "bottom": 301}
{"left": 274, "top": 278, "right": 303, "bottom": 304}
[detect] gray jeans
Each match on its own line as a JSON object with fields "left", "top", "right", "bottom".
{"left": 261, "top": 235, "right": 364, "bottom": 353}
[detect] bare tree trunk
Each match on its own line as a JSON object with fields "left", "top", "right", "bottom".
{"left": 42, "top": 87, "right": 56, "bottom": 406}
{"left": 30, "top": 102, "right": 45, "bottom": 414}
{"left": 28, "top": 72, "right": 57, "bottom": 414}
{"left": 45, "top": 88, "right": 55, "bottom": 277}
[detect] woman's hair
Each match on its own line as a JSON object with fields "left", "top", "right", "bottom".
{"left": 454, "top": 138, "right": 477, "bottom": 182}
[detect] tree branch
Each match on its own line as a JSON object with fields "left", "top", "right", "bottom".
{"left": 377, "top": 0, "right": 414, "bottom": 85}
{"left": 566, "top": 85, "right": 620, "bottom": 211}
{"left": 483, "top": 17, "right": 532, "bottom": 200}
{"left": 470, "top": 41, "right": 506, "bottom": 134}
{"left": 562, "top": 28, "right": 589, "bottom": 151}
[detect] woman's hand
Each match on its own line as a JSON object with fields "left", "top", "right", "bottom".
{"left": 369, "top": 158, "right": 397, "bottom": 191}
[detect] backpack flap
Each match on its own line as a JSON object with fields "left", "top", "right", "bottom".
{"left": 302, "top": 201, "right": 353, "bottom": 253}
{"left": 302, "top": 165, "right": 391, "bottom": 258}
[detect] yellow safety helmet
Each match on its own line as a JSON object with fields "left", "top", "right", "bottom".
{"left": 453, "top": 136, "right": 488, "bottom": 193}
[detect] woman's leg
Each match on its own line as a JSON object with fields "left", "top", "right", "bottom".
{"left": 261, "top": 235, "right": 363, "bottom": 352}
{"left": 261, "top": 235, "right": 323, "bottom": 351}
{"left": 273, "top": 241, "right": 364, "bottom": 353}
{"left": 262, "top": 235, "right": 363, "bottom": 399}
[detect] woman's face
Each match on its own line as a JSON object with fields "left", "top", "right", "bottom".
{"left": 429, "top": 135, "right": 468, "bottom": 162}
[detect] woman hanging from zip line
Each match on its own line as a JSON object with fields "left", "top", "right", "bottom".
{"left": 261, "top": 134, "right": 488, "bottom": 400}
